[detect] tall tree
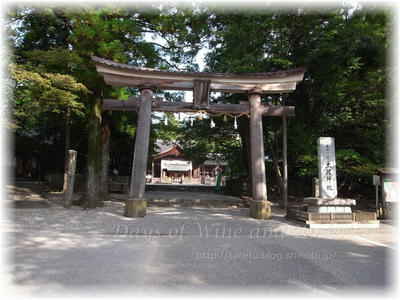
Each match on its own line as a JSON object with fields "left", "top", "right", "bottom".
{"left": 9, "top": 52, "right": 88, "bottom": 180}
{"left": 65, "top": 5, "right": 210, "bottom": 207}
{"left": 205, "top": 4, "right": 388, "bottom": 199}
{"left": 8, "top": 8, "right": 84, "bottom": 181}
{"left": 8, "top": 5, "right": 211, "bottom": 203}
{"left": 8, "top": 4, "right": 387, "bottom": 202}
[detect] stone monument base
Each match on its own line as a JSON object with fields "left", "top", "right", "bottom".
{"left": 307, "top": 206, "right": 352, "bottom": 213}
{"left": 249, "top": 200, "right": 271, "bottom": 220}
{"left": 287, "top": 197, "right": 379, "bottom": 228}
{"left": 303, "top": 197, "right": 356, "bottom": 213}
{"left": 303, "top": 197, "right": 356, "bottom": 206}
{"left": 124, "top": 199, "right": 147, "bottom": 217}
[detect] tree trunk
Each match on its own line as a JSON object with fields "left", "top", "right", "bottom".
{"left": 282, "top": 93, "right": 288, "bottom": 208}
{"left": 99, "top": 110, "right": 111, "bottom": 202}
{"left": 267, "top": 138, "right": 283, "bottom": 196}
{"left": 62, "top": 106, "right": 71, "bottom": 193}
{"left": 85, "top": 91, "right": 102, "bottom": 209}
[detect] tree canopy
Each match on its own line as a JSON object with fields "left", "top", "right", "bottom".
{"left": 5, "top": 3, "right": 390, "bottom": 202}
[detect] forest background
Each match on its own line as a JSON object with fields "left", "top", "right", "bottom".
{"left": 2, "top": 1, "right": 395, "bottom": 206}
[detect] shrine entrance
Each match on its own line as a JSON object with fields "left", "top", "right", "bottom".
{"left": 92, "top": 56, "right": 306, "bottom": 219}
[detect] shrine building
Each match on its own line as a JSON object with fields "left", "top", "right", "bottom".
{"left": 150, "top": 140, "right": 227, "bottom": 185}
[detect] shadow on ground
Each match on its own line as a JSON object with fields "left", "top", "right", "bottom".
{"left": 5, "top": 196, "right": 395, "bottom": 296}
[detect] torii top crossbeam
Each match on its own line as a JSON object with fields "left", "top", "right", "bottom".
{"left": 91, "top": 56, "right": 306, "bottom": 94}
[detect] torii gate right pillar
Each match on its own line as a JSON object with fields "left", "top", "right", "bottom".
{"left": 248, "top": 89, "right": 271, "bottom": 219}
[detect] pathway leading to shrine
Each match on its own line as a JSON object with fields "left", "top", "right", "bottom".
{"left": 4, "top": 193, "right": 396, "bottom": 296}
{"left": 110, "top": 190, "right": 247, "bottom": 207}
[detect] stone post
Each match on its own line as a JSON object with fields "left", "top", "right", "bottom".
{"left": 64, "top": 150, "right": 77, "bottom": 208}
{"left": 248, "top": 89, "right": 271, "bottom": 219}
{"left": 125, "top": 86, "right": 155, "bottom": 217}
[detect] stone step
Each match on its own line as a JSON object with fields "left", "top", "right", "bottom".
{"left": 147, "top": 198, "right": 245, "bottom": 207}
{"left": 110, "top": 192, "right": 245, "bottom": 208}
{"left": 145, "top": 183, "right": 224, "bottom": 193}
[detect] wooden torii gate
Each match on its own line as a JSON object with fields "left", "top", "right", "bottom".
{"left": 92, "top": 56, "right": 306, "bottom": 219}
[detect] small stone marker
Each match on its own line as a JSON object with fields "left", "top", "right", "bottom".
{"left": 317, "top": 137, "right": 337, "bottom": 199}
{"left": 64, "top": 150, "right": 77, "bottom": 208}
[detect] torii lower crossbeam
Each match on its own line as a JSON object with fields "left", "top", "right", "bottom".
{"left": 103, "top": 98, "right": 295, "bottom": 116}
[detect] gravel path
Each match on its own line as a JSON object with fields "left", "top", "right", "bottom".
{"left": 3, "top": 192, "right": 397, "bottom": 297}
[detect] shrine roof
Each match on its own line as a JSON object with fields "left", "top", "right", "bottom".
{"left": 152, "top": 141, "right": 181, "bottom": 159}
{"left": 92, "top": 56, "right": 306, "bottom": 93}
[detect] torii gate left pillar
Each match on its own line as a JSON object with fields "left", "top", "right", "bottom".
{"left": 124, "top": 86, "right": 154, "bottom": 217}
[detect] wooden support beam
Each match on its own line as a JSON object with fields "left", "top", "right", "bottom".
{"left": 261, "top": 105, "right": 295, "bottom": 116}
{"left": 103, "top": 99, "right": 295, "bottom": 117}
{"left": 193, "top": 79, "right": 211, "bottom": 109}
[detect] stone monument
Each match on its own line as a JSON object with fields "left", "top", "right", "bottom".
{"left": 287, "top": 137, "right": 378, "bottom": 228}
{"left": 303, "top": 137, "right": 356, "bottom": 213}
{"left": 318, "top": 137, "right": 337, "bottom": 199}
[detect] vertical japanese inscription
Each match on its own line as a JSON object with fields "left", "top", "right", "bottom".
{"left": 317, "top": 137, "right": 338, "bottom": 199}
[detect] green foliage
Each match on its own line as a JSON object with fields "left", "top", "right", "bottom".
{"left": 205, "top": 5, "right": 388, "bottom": 199}
{"left": 114, "top": 113, "right": 136, "bottom": 138}
{"left": 10, "top": 7, "right": 72, "bottom": 52}
{"left": 153, "top": 113, "right": 182, "bottom": 142}
{"left": 24, "top": 49, "right": 86, "bottom": 73}
{"left": 296, "top": 154, "right": 318, "bottom": 178}
{"left": 178, "top": 115, "right": 242, "bottom": 165}
{"left": 336, "top": 149, "right": 381, "bottom": 198}
{"left": 10, "top": 63, "right": 87, "bottom": 119}
{"left": 336, "top": 149, "right": 375, "bottom": 176}
{"left": 6, "top": 4, "right": 389, "bottom": 201}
